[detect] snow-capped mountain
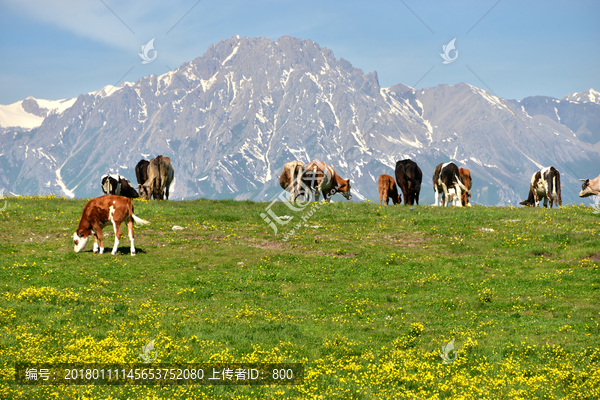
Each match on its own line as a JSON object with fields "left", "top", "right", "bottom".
{"left": 1, "top": 35, "right": 598, "bottom": 204}
{"left": 0, "top": 97, "right": 77, "bottom": 130}
{"left": 561, "top": 88, "right": 600, "bottom": 104}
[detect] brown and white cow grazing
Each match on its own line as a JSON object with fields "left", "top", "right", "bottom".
{"left": 138, "top": 155, "right": 175, "bottom": 200}
{"left": 433, "top": 162, "right": 471, "bottom": 207}
{"left": 458, "top": 168, "right": 472, "bottom": 207}
{"left": 279, "top": 161, "right": 305, "bottom": 201}
{"left": 73, "top": 195, "right": 149, "bottom": 256}
{"left": 101, "top": 174, "right": 139, "bottom": 198}
{"left": 519, "top": 166, "right": 562, "bottom": 208}
{"left": 302, "top": 161, "right": 351, "bottom": 202}
{"left": 579, "top": 174, "right": 600, "bottom": 198}
{"left": 135, "top": 159, "right": 150, "bottom": 186}
{"left": 395, "top": 159, "right": 422, "bottom": 205}
{"left": 378, "top": 174, "right": 401, "bottom": 205}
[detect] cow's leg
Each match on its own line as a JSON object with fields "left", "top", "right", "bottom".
{"left": 165, "top": 185, "right": 170, "bottom": 200}
{"left": 543, "top": 195, "right": 548, "bottom": 208}
{"left": 434, "top": 186, "right": 440, "bottom": 206}
{"left": 93, "top": 234, "right": 99, "bottom": 254}
{"left": 441, "top": 183, "right": 450, "bottom": 207}
{"left": 128, "top": 217, "right": 136, "bottom": 256}
{"left": 454, "top": 185, "right": 463, "bottom": 207}
{"left": 96, "top": 229, "right": 105, "bottom": 254}
{"left": 111, "top": 220, "right": 121, "bottom": 255}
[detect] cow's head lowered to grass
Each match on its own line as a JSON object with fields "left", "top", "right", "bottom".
{"left": 337, "top": 178, "right": 352, "bottom": 200}
{"left": 73, "top": 232, "right": 90, "bottom": 253}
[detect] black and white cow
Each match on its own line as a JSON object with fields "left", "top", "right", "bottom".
{"left": 433, "top": 162, "right": 471, "bottom": 207}
{"left": 520, "top": 166, "right": 562, "bottom": 208}
{"left": 101, "top": 174, "right": 139, "bottom": 198}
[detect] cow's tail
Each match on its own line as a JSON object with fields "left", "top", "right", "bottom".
{"left": 555, "top": 170, "right": 562, "bottom": 206}
{"left": 455, "top": 175, "right": 471, "bottom": 194}
{"left": 132, "top": 214, "right": 150, "bottom": 225}
{"left": 128, "top": 201, "right": 150, "bottom": 225}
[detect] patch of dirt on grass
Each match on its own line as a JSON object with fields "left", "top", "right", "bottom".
{"left": 587, "top": 253, "right": 600, "bottom": 262}
{"left": 531, "top": 251, "right": 553, "bottom": 257}
{"left": 209, "top": 235, "right": 224, "bottom": 241}
{"left": 388, "top": 232, "right": 428, "bottom": 247}
{"left": 316, "top": 250, "right": 356, "bottom": 258}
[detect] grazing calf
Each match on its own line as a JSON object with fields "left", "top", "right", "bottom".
{"left": 279, "top": 161, "right": 306, "bottom": 201}
{"left": 101, "top": 174, "right": 139, "bottom": 198}
{"left": 579, "top": 174, "right": 600, "bottom": 198}
{"left": 135, "top": 160, "right": 150, "bottom": 186}
{"left": 395, "top": 159, "right": 422, "bottom": 205}
{"left": 139, "top": 155, "right": 175, "bottom": 200}
{"left": 302, "top": 161, "right": 352, "bottom": 202}
{"left": 73, "top": 195, "right": 149, "bottom": 256}
{"left": 520, "top": 166, "right": 562, "bottom": 208}
{"left": 433, "top": 162, "right": 471, "bottom": 207}
{"left": 378, "top": 174, "right": 401, "bottom": 205}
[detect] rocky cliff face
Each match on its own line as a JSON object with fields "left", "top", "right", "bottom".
{"left": 1, "top": 36, "right": 598, "bottom": 205}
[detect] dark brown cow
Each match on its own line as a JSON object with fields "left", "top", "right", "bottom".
{"left": 302, "top": 161, "right": 351, "bottom": 202}
{"left": 135, "top": 160, "right": 150, "bottom": 186}
{"left": 520, "top": 166, "right": 562, "bottom": 208}
{"left": 73, "top": 195, "right": 149, "bottom": 256}
{"left": 395, "top": 159, "right": 422, "bottom": 205}
{"left": 138, "top": 155, "right": 175, "bottom": 200}
{"left": 378, "top": 174, "right": 401, "bottom": 205}
{"left": 279, "top": 161, "right": 305, "bottom": 201}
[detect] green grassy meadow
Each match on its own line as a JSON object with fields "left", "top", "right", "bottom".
{"left": 0, "top": 195, "right": 599, "bottom": 399}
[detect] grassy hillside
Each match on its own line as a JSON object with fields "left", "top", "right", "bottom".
{"left": 0, "top": 196, "right": 599, "bottom": 399}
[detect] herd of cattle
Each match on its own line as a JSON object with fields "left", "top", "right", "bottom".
{"left": 100, "top": 155, "right": 174, "bottom": 201}
{"left": 73, "top": 156, "right": 600, "bottom": 256}
{"left": 280, "top": 159, "right": 472, "bottom": 207}
{"left": 280, "top": 158, "right": 600, "bottom": 208}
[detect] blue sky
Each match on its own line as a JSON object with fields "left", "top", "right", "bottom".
{"left": 1, "top": 0, "right": 598, "bottom": 105}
